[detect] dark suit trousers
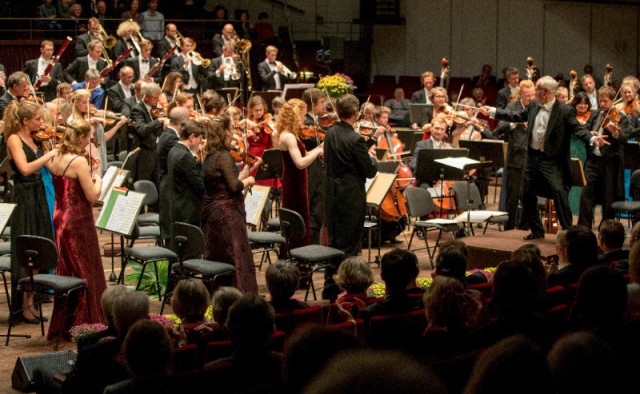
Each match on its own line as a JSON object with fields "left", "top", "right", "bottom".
{"left": 505, "top": 166, "right": 524, "bottom": 230}
{"left": 307, "top": 159, "right": 326, "bottom": 244}
{"left": 522, "top": 149, "right": 572, "bottom": 234}
{"left": 134, "top": 148, "right": 159, "bottom": 185}
{"left": 326, "top": 176, "right": 366, "bottom": 257}
{"left": 578, "top": 154, "right": 619, "bottom": 227}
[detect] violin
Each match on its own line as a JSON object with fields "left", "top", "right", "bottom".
{"left": 231, "top": 147, "right": 257, "bottom": 166}
{"left": 88, "top": 105, "right": 133, "bottom": 125}
{"left": 150, "top": 104, "right": 168, "bottom": 119}
{"left": 317, "top": 110, "right": 338, "bottom": 129}
{"left": 356, "top": 120, "right": 378, "bottom": 137}
{"left": 616, "top": 98, "right": 640, "bottom": 117}
{"left": 300, "top": 125, "right": 326, "bottom": 141}
{"left": 33, "top": 123, "right": 64, "bottom": 141}
{"left": 255, "top": 113, "right": 276, "bottom": 135}
{"left": 599, "top": 107, "right": 622, "bottom": 134}
{"left": 82, "top": 151, "right": 101, "bottom": 170}
{"left": 576, "top": 110, "right": 592, "bottom": 126}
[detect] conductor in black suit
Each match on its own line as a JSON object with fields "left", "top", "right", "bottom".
{"left": 496, "top": 67, "right": 520, "bottom": 110}
{"left": 324, "top": 94, "right": 378, "bottom": 298}
{"left": 257, "top": 45, "right": 296, "bottom": 91}
{"left": 209, "top": 42, "right": 244, "bottom": 89}
{"left": 23, "top": 40, "right": 65, "bottom": 102}
{"left": 129, "top": 82, "right": 168, "bottom": 184}
{"left": 578, "top": 86, "right": 629, "bottom": 227}
{"left": 480, "top": 76, "right": 608, "bottom": 239}
{"left": 65, "top": 40, "right": 108, "bottom": 84}
{"left": 167, "top": 119, "right": 206, "bottom": 228}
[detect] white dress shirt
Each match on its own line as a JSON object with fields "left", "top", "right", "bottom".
{"left": 87, "top": 56, "right": 98, "bottom": 70}
{"left": 530, "top": 99, "right": 555, "bottom": 152}
{"left": 119, "top": 80, "right": 132, "bottom": 99}
{"left": 139, "top": 57, "right": 150, "bottom": 80}
{"left": 266, "top": 60, "right": 282, "bottom": 89}
{"left": 37, "top": 56, "right": 50, "bottom": 86}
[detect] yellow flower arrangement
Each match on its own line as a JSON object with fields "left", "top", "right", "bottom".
{"left": 316, "top": 73, "right": 355, "bottom": 98}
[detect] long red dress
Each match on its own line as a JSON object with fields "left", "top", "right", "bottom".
{"left": 281, "top": 139, "right": 310, "bottom": 249}
{"left": 48, "top": 157, "right": 106, "bottom": 341}
{"left": 247, "top": 129, "right": 280, "bottom": 187}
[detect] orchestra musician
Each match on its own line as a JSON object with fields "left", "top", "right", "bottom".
{"left": 129, "top": 82, "right": 168, "bottom": 183}
{"left": 410, "top": 71, "right": 435, "bottom": 104}
{"left": 23, "top": 40, "right": 64, "bottom": 102}
{"left": 416, "top": 87, "right": 454, "bottom": 138}
{"left": 57, "top": 82, "right": 73, "bottom": 101}
{"left": 156, "top": 23, "right": 179, "bottom": 59}
{"left": 160, "top": 71, "right": 183, "bottom": 104}
{"left": 212, "top": 23, "right": 239, "bottom": 60}
{"left": 113, "top": 19, "right": 142, "bottom": 60}
{"left": 242, "top": 95, "right": 278, "bottom": 185}
{"left": 75, "top": 17, "right": 102, "bottom": 58}
{"left": 0, "top": 72, "right": 31, "bottom": 118}
{"left": 121, "top": 79, "right": 145, "bottom": 118}
{"left": 64, "top": 40, "right": 108, "bottom": 85}
{"left": 555, "top": 86, "right": 569, "bottom": 103}
{"left": 200, "top": 90, "right": 226, "bottom": 117}
{"left": 497, "top": 67, "right": 520, "bottom": 110}
{"left": 258, "top": 46, "right": 297, "bottom": 91}
{"left": 125, "top": 39, "right": 161, "bottom": 84}
{"left": 169, "top": 37, "right": 207, "bottom": 94}
{"left": 617, "top": 80, "right": 640, "bottom": 135}
{"left": 581, "top": 74, "right": 599, "bottom": 109}
{"left": 409, "top": 115, "right": 452, "bottom": 187}
{"left": 166, "top": 92, "right": 194, "bottom": 113}
{"left": 106, "top": 65, "right": 134, "bottom": 112}
{"left": 324, "top": 93, "right": 378, "bottom": 300}
{"left": 480, "top": 76, "right": 608, "bottom": 240}
{"left": 72, "top": 69, "right": 105, "bottom": 108}
{"left": 278, "top": 98, "right": 324, "bottom": 250}
{"left": 578, "top": 86, "right": 629, "bottom": 227}
{"left": 210, "top": 42, "right": 244, "bottom": 89}
{"left": 451, "top": 97, "right": 484, "bottom": 147}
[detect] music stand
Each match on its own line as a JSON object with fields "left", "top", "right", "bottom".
{"left": 255, "top": 149, "right": 282, "bottom": 192}
{"left": 396, "top": 129, "right": 423, "bottom": 154}
{"left": 459, "top": 140, "right": 506, "bottom": 205}
{"left": 282, "top": 83, "right": 315, "bottom": 100}
{"left": 416, "top": 148, "right": 468, "bottom": 217}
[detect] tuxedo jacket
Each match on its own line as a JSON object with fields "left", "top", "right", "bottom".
{"left": 493, "top": 100, "right": 528, "bottom": 169}
{"left": 408, "top": 138, "right": 435, "bottom": 174}
{"left": 212, "top": 36, "right": 225, "bottom": 58}
{"left": 23, "top": 59, "right": 64, "bottom": 102}
{"left": 167, "top": 143, "right": 204, "bottom": 226}
{"left": 129, "top": 102, "right": 164, "bottom": 151}
{"left": 209, "top": 56, "right": 243, "bottom": 89}
{"left": 257, "top": 60, "right": 291, "bottom": 90}
{"left": 0, "top": 91, "right": 15, "bottom": 118}
{"left": 156, "top": 37, "right": 177, "bottom": 59}
{"left": 64, "top": 56, "right": 108, "bottom": 84}
{"left": 584, "top": 108, "right": 629, "bottom": 159}
{"left": 107, "top": 82, "right": 134, "bottom": 112}
{"left": 496, "top": 86, "right": 514, "bottom": 110}
{"left": 121, "top": 96, "right": 140, "bottom": 118}
{"left": 125, "top": 56, "right": 161, "bottom": 84}
{"left": 410, "top": 88, "right": 430, "bottom": 104}
{"left": 169, "top": 54, "right": 207, "bottom": 91}
{"left": 113, "top": 37, "right": 139, "bottom": 60}
{"left": 75, "top": 33, "right": 94, "bottom": 58}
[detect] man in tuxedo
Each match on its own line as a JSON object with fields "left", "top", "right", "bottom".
{"left": 155, "top": 23, "right": 178, "bottom": 78}
{"left": 496, "top": 67, "right": 520, "bottom": 110}
{"left": 129, "top": 82, "right": 167, "bottom": 183}
{"left": 23, "top": 40, "right": 64, "bottom": 102}
{"left": 75, "top": 17, "right": 102, "bottom": 58}
{"left": 578, "top": 86, "right": 629, "bottom": 227}
{"left": 0, "top": 72, "right": 30, "bottom": 118}
{"left": 157, "top": 106, "right": 189, "bottom": 243}
{"left": 410, "top": 71, "right": 435, "bottom": 104}
{"left": 257, "top": 45, "right": 296, "bottom": 91}
{"left": 408, "top": 116, "right": 452, "bottom": 188}
{"left": 480, "top": 76, "right": 608, "bottom": 239}
{"left": 210, "top": 42, "right": 243, "bottom": 89}
{"left": 0, "top": 64, "right": 6, "bottom": 96}
{"left": 169, "top": 37, "right": 207, "bottom": 94}
{"left": 65, "top": 39, "right": 108, "bottom": 84}
{"left": 125, "top": 40, "right": 160, "bottom": 84}
{"left": 212, "top": 23, "right": 238, "bottom": 59}
{"left": 581, "top": 74, "right": 599, "bottom": 110}
{"left": 492, "top": 80, "right": 536, "bottom": 230}
{"left": 107, "top": 65, "right": 134, "bottom": 112}
{"left": 121, "top": 79, "right": 145, "bottom": 117}
{"left": 167, "top": 119, "right": 206, "bottom": 228}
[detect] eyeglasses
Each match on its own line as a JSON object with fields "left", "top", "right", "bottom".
{"left": 535, "top": 87, "right": 547, "bottom": 92}
{"left": 434, "top": 95, "right": 447, "bottom": 99}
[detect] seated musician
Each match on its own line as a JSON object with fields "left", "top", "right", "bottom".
{"left": 451, "top": 97, "right": 483, "bottom": 147}
{"left": 24, "top": 40, "right": 64, "bottom": 102}
{"left": 416, "top": 87, "right": 454, "bottom": 138}
{"left": 555, "top": 86, "right": 569, "bottom": 103}
{"left": 617, "top": 79, "right": 640, "bottom": 136}
{"left": 57, "top": 82, "right": 73, "bottom": 101}
{"left": 113, "top": 19, "right": 142, "bottom": 60}
{"left": 210, "top": 42, "right": 244, "bottom": 89}
{"left": 271, "top": 97, "right": 285, "bottom": 120}
{"left": 258, "top": 45, "right": 297, "bottom": 91}
{"left": 409, "top": 115, "right": 452, "bottom": 188}
{"left": 159, "top": 71, "right": 182, "bottom": 105}
{"left": 201, "top": 90, "right": 226, "bottom": 117}
{"left": 107, "top": 65, "right": 134, "bottom": 113}
{"left": 72, "top": 69, "right": 105, "bottom": 108}
{"left": 75, "top": 17, "right": 102, "bottom": 58}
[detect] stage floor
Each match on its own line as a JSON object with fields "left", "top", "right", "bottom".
{"left": 462, "top": 229, "right": 558, "bottom": 269}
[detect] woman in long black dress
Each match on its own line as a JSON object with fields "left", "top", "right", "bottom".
{"left": 4, "top": 99, "right": 57, "bottom": 323}
{"left": 201, "top": 121, "right": 262, "bottom": 293}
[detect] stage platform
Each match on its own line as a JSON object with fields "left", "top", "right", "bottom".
{"left": 462, "top": 230, "right": 558, "bottom": 269}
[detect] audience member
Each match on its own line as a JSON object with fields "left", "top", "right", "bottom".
{"left": 597, "top": 219, "right": 628, "bottom": 267}
{"left": 333, "top": 256, "right": 374, "bottom": 322}
{"left": 626, "top": 241, "right": 640, "bottom": 322}
{"left": 212, "top": 286, "right": 242, "bottom": 324}
{"left": 141, "top": 0, "right": 164, "bottom": 41}
{"left": 266, "top": 261, "right": 309, "bottom": 313}
{"left": 511, "top": 243, "right": 547, "bottom": 293}
{"left": 383, "top": 87, "right": 411, "bottom": 126}
{"left": 547, "top": 226, "right": 599, "bottom": 288}
{"left": 77, "top": 285, "right": 130, "bottom": 351}
{"left": 434, "top": 239, "right": 486, "bottom": 286}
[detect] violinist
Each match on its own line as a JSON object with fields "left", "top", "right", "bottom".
{"left": 201, "top": 90, "right": 226, "bottom": 117}
{"left": 23, "top": 40, "right": 64, "bottom": 102}
{"left": 278, "top": 98, "right": 324, "bottom": 250}
{"left": 129, "top": 82, "right": 167, "bottom": 183}
{"left": 578, "top": 86, "right": 629, "bottom": 227}
{"left": 418, "top": 87, "right": 453, "bottom": 139}
{"left": 616, "top": 81, "right": 640, "bottom": 134}
{"left": 0, "top": 71, "right": 30, "bottom": 118}
{"left": 57, "top": 82, "right": 73, "bottom": 102}
{"left": 72, "top": 69, "right": 105, "bottom": 108}
{"left": 555, "top": 87, "right": 569, "bottom": 104}
{"left": 451, "top": 97, "right": 483, "bottom": 147}
{"left": 572, "top": 91, "right": 597, "bottom": 129}
{"left": 159, "top": 71, "right": 183, "bottom": 104}
{"left": 166, "top": 92, "right": 194, "bottom": 113}
{"left": 106, "top": 66, "right": 134, "bottom": 113}
{"left": 272, "top": 96, "right": 285, "bottom": 120}
{"left": 242, "top": 95, "right": 278, "bottom": 185}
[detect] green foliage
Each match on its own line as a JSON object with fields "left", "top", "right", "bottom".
{"left": 124, "top": 259, "right": 169, "bottom": 299}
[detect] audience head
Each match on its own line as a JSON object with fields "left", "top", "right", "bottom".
{"left": 306, "top": 349, "right": 445, "bottom": 394}
{"left": 464, "top": 335, "right": 552, "bottom": 394}
{"left": 100, "top": 285, "right": 131, "bottom": 326}
{"left": 492, "top": 260, "right": 543, "bottom": 318}
{"left": 424, "top": 276, "right": 467, "bottom": 332}
{"left": 284, "top": 326, "right": 360, "bottom": 394}
{"left": 511, "top": 244, "right": 547, "bottom": 292}
{"left": 566, "top": 226, "right": 598, "bottom": 269}
{"left": 171, "top": 279, "right": 210, "bottom": 324}
{"left": 380, "top": 249, "right": 419, "bottom": 294}
{"left": 572, "top": 266, "right": 627, "bottom": 333}
{"left": 266, "top": 261, "right": 301, "bottom": 302}
{"left": 336, "top": 257, "right": 374, "bottom": 294}
{"left": 598, "top": 219, "right": 625, "bottom": 252}
{"left": 226, "top": 294, "right": 275, "bottom": 350}
{"left": 123, "top": 320, "right": 172, "bottom": 378}
{"left": 113, "top": 290, "right": 149, "bottom": 336}
{"left": 629, "top": 241, "right": 640, "bottom": 284}
{"left": 212, "top": 286, "right": 242, "bottom": 324}
{"left": 556, "top": 229, "right": 569, "bottom": 264}
{"left": 435, "top": 239, "right": 469, "bottom": 286}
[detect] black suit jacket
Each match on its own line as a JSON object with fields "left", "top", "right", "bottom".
{"left": 23, "top": 59, "right": 64, "bottom": 102}
{"left": 75, "top": 33, "right": 94, "bottom": 58}
{"left": 496, "top": 86, "right": 515, "bottom": 110}
{"left": 495, "top": 100, "right": 592, "bottom": 185}
{"left": 411, "top": 88, "right": 430, "bottom": 104}
{"left": 113, "top": 37, "right": 139, "bottom": 60}
{"left": 125, "top": 56, "right": 161, "bottom": 84}
{"left": 121, "top": 96, "right": 140, "bottom": 118}
{"left": 585, "top": 108, "right": 629, "bottom": 159}
{"left": 64, "top": 56, "right": 108, "bottom": 84}
{"left": 62, "top": 338, "right": 129, "bottom": 394}
{"left": 106, "top": 82, "right": 134, "bottom": 112}
{"left": 156, "top": 37, "right": 177, "bottom": 59}
{"left": 409, "top": 138, "right": 434, "bottom": 174}
{"left": 167, "top": 143, "right": 204, "bottom": 225}
{"left": 0, "top": 91, "right": 16, "bottom": 118}
{"left": 257, "top": 60, "right": 291, "bottom": 90}
{"left": 129, "top": 102, "right": 164, "bottom": 151}
{"left": 212, "top": 36, "right": 225, "bottom": 58}
{"left": 209, "top": 56, "right": 243, "bottom": 89}
{"left": 493, "top": 100, "right": 528, "bottom": 169}
{"left": 169, "top": 54, "right": 206, "bottom": 91}
{"left": 157, "top": 127, "right": 179, "bottom": 180}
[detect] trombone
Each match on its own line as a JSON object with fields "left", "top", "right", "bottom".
{"left": 98, "top": 24, "right": 116, "bottom": 49}
{"left": 175, "top": 30, "right": 184, "bottom": 48}
{"left": 187, "top": 50, "right": 211, "bottom": 68}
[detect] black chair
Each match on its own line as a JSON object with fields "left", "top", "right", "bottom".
{"left": 453, "top": 181, "right": 508, "bottom": 235}
{"left": 6, "top": 236, "right": 86, "bottom": 346}
{"left": 249, "top": 196, "right": 286, "bottom": 271}
{"left": 133, "top": 180, "right": 160, "bottom": 227}
{"left": 404, "top": 187, "right": 462, "bottom": 268}
{"left": 612, "top": 169, "right": 640, "bottom": 226}
{"left": 160, "top": 222, "right": 236, "bottom": 314}
{"left": 279, "top": 208, "right": 345, "bottom": 301}
{"left": 0, "top": 254, "right": 10, "bottom": 309}
{"left": 118, "top": 224, "right": 177, "bottom": 300}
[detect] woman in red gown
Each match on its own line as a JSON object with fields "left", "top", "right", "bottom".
{"left": 241, "top": 96, "right": 279, "bottom": 186}
{"left": 47, "top": 119, "right": 106, "bottom": 341}
{"left": 277, "top": 98, "right": 324, "bottom": 249}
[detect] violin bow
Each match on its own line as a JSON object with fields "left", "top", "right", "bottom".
{"left": 309, "top": 91, "right": 321, "bottom": 147}
{"left": 319, "top": 75, "right": 339, "bottom": 119}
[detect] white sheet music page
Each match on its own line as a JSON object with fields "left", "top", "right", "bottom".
{"left": 0, "top": 203, "right": 16, "bottom": 232}
{"left": 105, "top": 191, "right": 145, "bottom": 235}
{"left": 244, "top": 189, "right": 265, "bottom": 226}
{"left": 434, "top": 157, "right": 479, "bottom": 170}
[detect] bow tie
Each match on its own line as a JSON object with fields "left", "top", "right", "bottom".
{"left": 142, "top": 59, "right": 149, "bottom": 63}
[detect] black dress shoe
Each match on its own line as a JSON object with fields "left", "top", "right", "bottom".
{"left": 389, "top": 238, "right": 403, "bottom": 245}
{"left": 22, "top": 315, "right": 41, "bottom": 324}
{"left": 523, "top": 232, "right": 544, "bottom": 240}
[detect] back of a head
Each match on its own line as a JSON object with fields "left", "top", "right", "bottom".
{"left": 284, "top": 326, "right": 360, "bottom": 394}
{"left": 101, "top": 285, "right": 131, "bottom": 326}
{"left": 212, "top": 286, "right": 242, "bottom": 324}
{"left": 492, "top": 260, "right": 542, "bottom": 318}
{"left": 380, "top": 249, "right": 419, "bottom": 293}
{"left": 566, "top": 226, "right": 598, "bottom": 268}
{"left": 266, "top": 261, "right": 301, "bottom": 302}
{"left": 305, "top": 349, "right": 445, "bottom": 394}
{"left": 573, "top": 266, "right": 627, "bottom": 332}
{"left": 511, "top": 244, "right": 547, "bottom": 292}
{"left": 424, "top": 276, "right": 467, "bottom": 331}
{"left": 124, "top": 320, "right": 172, "bottom": 377}
{"left": 435, "top": 240, "right": 468, "bottom": 286}
{"left": 548, "top": 331, "right": 622, "bottom": 394}
{"left": 336, "top": 257, "right": 374, "bottom": 294}
{"left": 227, "top": 294, "right": 275, "bottom": 349}
{"left": 464, "top": 335, "right": 552, "bottom": 394}
{"left": 113, "top": 290, "right": 149, "bottom": 337}
{"left": 598, "top": 219, "right": 625, "bottom": 250}
{"left": 171, "top": 278, "right": 210, "bottom": 324}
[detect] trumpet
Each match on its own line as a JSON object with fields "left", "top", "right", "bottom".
{"left": 188, "top": 50, "right": 211, "bottom": 68}
{"left": 224, "top": 58, "right": 241, "bottom": 80}
{"left": 276, "top": 61, "right": 297, "bottom": 79}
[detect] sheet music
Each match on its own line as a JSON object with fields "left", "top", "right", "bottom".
{"left": 99, "top": 166, "right": 128, "bottom": 202}
{"left": 453, "top": 210, "right": 508, "bottom": 223}
{"left": 0, "top": 203, "right": 16, "bottom": 233}
{"left": 104, "top": 192, "right": 145, "bottom": 235}
{"left": 365, "top": 174, "right": 377, "bottom": 193}
{"left": 245, "top": 189, "right": 266, "bottom": 227}
{"left": 434, "top": 157, "right": 480, "bottom": 170}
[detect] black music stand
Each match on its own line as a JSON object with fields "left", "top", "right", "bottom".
{"left": 416, "top": 148, "right": 469, "bottom": 216}
{"left": 459, "top": 140, "right": 506, "bottom": 204}
{"left": 255, "top": 149, "right": 282, "bottom": 210}
{"left": 396, "top": 130, "right": 423, "bottom": 154}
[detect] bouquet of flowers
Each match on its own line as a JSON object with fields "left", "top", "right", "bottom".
{"left": 150, "top": 313, "right": 175, "bottom": 329}
{"left": 163, "top": 305, "right": 214, "bottom": 327}
{"left": 69, "top": 323, "right": 108, "bottom": 343}
{"left": 316, "top": 73, "right": 356, "bottom": 98}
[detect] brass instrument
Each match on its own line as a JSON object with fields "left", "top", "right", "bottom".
{"left": 231, "top": 31, "right": 252, "bottom": 54}
{"left": 99, "top": 24, "right": 116, "bottom": 49}
{"left": 188, "top": 50, "right": 211, "bottom": 68}
{"left": 276, "top": 61, "right": 297, "bottom": 80}
{"left": 224, "top": 58, "right": 241, "bottom": 80}
{"left": 231, "top": 31, "right": 252, "bottom": 90}
{"left": 175, "top": 29, "right": 184, "bottom": 48}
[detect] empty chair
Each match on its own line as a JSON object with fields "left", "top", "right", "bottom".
{"left": 612, "top": 169, "right": 640, "bottom": 226}
{"left": 134, "top": 180, "right": 160, "bottom": 227}
{"left": 453, "top": 181, "right": 508, "bottom": 235}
